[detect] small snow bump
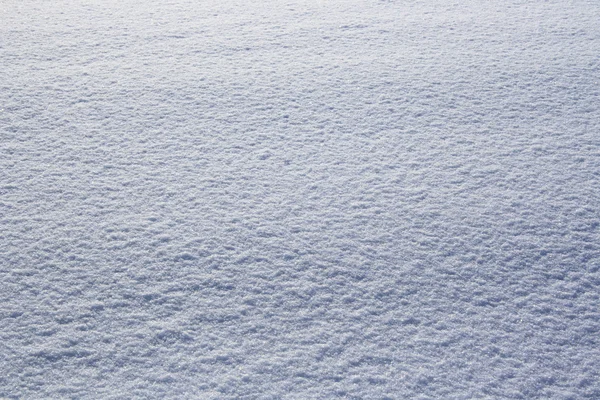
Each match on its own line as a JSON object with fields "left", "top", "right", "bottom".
{"left": 401, "top": 317, "right": 421, "bottom": 326}
{"left": 175, "top": 252, "right": 196, "bottom": 261}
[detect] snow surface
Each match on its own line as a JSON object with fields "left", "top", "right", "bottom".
{"left": 1, "top": 0, "right": 600, "bottom": 398}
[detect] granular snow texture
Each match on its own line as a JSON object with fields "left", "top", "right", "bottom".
{"left": 1, "top": 0, "right": 599, "bottom": 398}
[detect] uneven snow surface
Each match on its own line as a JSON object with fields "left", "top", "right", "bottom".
{"left": 2, "top": 0, "right": 600, "bottom": 398}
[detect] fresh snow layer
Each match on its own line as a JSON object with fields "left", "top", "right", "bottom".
{"left": 1, "top": 0, "right": 600, "bottom": 398}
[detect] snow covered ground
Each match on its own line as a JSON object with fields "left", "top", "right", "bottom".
{"left": 1, "top": 0, "right": 599, "bottom": 398}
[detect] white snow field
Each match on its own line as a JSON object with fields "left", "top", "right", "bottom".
{"left": 1, "top": 0, "right": 599, "bottom": 398}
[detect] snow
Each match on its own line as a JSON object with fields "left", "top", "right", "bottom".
{"left": 1, "top": 0, "right": 599, "bottom": 398}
